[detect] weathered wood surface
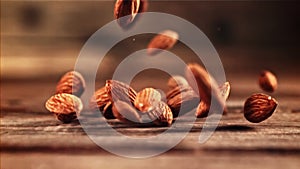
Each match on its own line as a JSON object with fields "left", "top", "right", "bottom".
{"left": 1, "top": 82, "right": 300, "bottom": 169}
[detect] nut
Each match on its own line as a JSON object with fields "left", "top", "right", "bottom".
{"left": 114, "top": 0, "right": 148, "bottom": 29}
{"left": 244, "top": 93, "right": 278, "bottom": 123}
{"left": 90, "top": 86, "right": 115, "bottom": 119}
{"left": 134, "top": 88, "right": 162, "bottom": 112}
{"left": 45, "top": 93, "right": 83, "bottom": 123}
{"left": 195, "top": 101, "right": 209, "bottom": 118}
{"left": 147, "top": 101, "right": 173, "bottom": 126}
{"left": 112, "top": 100, "right": 142, "bottom": 123}
{"left": 166, "top": 85, "right": 199, "bottom": 118}
{"left": 56, "top": 71, "right": 86, "bottom": 97}
{"left": 185, "top": 63, "right": 226, "bottom": 117}
{"left": 167, "top": 75, "right": 189, "bottom": 90}
{"left": 106, "top": 80, "right": 137, "bottom": 105}
{"left": 219, "top": 81, "right": 231, "bottom": 101}
{"left": 147, "top": 30, "right": 179, "bottom": 56}
{"left": 259, "top": 70, "right": 278, "bottom": 93}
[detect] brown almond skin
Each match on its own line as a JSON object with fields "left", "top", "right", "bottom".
{"left": 56, "top": 71, "right": 86, "bottom": 97}
{"left": 166, "top": 85, "right": 199, "bottom": 118}
{"left": 147, "top": 30, "right": 179, "bottom": 56}
{"left": 114, "top": 0, "right": 148, "bottom": 29}
{"left": 259, "top": 70, "right": 278, "bottom": 93}
{"left": 147, "top": 101, "right": 173, "bottom": 126}
{"left": 112, "top": 100, "right": 141, "bottom": 123}
{"left": 45, "top": 93, "right": 83, "bottom": 123}
{"left": 244, "top": 93, "right": 278, "bottom": 123}
{"left": 134, "top": 88, "right": 161, "bottom": 112}
{"left": 105, "top": 80, "right": 137, "bottom": 105}
{"left": 90, "top": 87, "right": 115, "bottom": 119}
{"left": 185, "top": 63, "right": 226, "bottom": 117}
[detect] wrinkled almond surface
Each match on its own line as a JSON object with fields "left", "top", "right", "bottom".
{"left": 147, "top": 101, "right": 173, "bottom": 126}
{"left": 112, "top": 100, "right": 141, "bottom": 123}
{"left": 244, "top": 93, "right": 278, "bottom": 123}
{"left": 56, "top": 71, "right": 86, "bottom": 97}
{"left": 134, "top": 88, "right": 162, "bottom": 112}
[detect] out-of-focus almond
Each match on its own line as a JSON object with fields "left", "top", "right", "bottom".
{"left": 167, "top": 75, "right": 189, "bottom": 90}
{"left": 105, "top": 80, "right": 137, "bottom": 105}
{"left": 147, "top": 101, "right": 173, "bottom": 126}
{"left": 185, "top": 63, "right": 226, "bottom": 118}
{"left": 134, "top": 88, "right": 162, "bottom": 112}
{"left": 219, "top": 81, "right": 231, "bottom": 101}
{"left": 147, "top": 30, "right": 179, "bottom": 56}
{"left": 56, "top": 71, "right": 86, "bottom": 97}
{"left": 112, "top": 100, "right": 142, "bottom": 123}
{"left": 259, "top": 70, "right": 278, "bottom": 93}
{"left": 166, "top": 85, "right": 199, "bottom": 118}
{"left": 45, "top": 93, "right": 83, "bottom": 123}
{"left": 244, "top": 93, "right": 278, "bottom": 123}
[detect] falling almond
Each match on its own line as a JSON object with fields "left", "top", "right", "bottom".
{"left": 147, "top": 30, "right": 179, "bottom": 56}
{"left": 185, "top": 63, "right": 226, "bottom": 117}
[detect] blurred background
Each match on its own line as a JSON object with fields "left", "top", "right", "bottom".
{"left": 1, "top": 0, "right": 300, "bottom": 111}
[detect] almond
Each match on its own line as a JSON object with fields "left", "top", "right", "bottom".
{"left": 147, "top": 30, "right": 179, "bottom": 56}
{"left": 112, "top": 100, "right": 141, "bottom": 123}
{"left": 114, "top": 0, "right": 148, "bottom": 29}
{"left": 89, "top": 86, "right": 115, "bottom": 119}
{"left": 105, "top": 80, "right": 137, "bottom": 105}
{"left": 56, "top": 71, "right": 86, "bottom": 97}
{"left": 166, "top": 85, "right": 199, "bottom": 118}
{"left": 45, "top": 93, "right": 83, "bottom": 123}
{"left": 259, "top": 70, "right": 278, "bottom": 93}
{"left": 134, "top": 88, "right": 162, "bottom": 112}
{"left": 147, "top": 101, "right": 173, "bottom": 126}
{"left": 219, "top": 81, "right": 231, "bottom": 101}
{"left": 185, "top": 63, "right": 226, "bottom": 118}
{"left": 244, "top": 93, "right": 278, "bottom": 123}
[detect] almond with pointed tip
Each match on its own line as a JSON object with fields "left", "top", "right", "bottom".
{"left": 244, "top": 93, "right": 278, "bottom": 123}
{"left": 45, "top": 93, "right": 83, "bottom": 123}
{"left": 185, "top": 63, "right": 226, "bottom": 117}
{"left": 147, "top": 30, "right": 179, "bottom": 56}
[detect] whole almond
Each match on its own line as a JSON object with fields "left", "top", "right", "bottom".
{"left": 114, "top": 0, "right": 148, "bottom": 29}
{"left": 244, "top": 93, "right": 278, "bottom": 123}
{"left": 167, "top": 75, "right": 189, "bottom": 90}
{"left": 147, "top": 30, "right": 179, "bottom": 56}
{"left": 105, "top": 80, "right": 137, "bottom": 105}
{"left": 259, "top": 70, "right": 278, "bottom": 93}
{"left": 166, "top": 85, "right": 199, "bottom": 118}
{"left": 185, "top": 63, "right": 226, "bottom": 117}
{"left": 56, "top": 71, "right": 86, "bottom": 97}
{"left": 134, "top": 88, "right": 162, "bottom": 112}
{"left": 147, "top": 101, "right": 173, "bottom": 126}
{"left": 112, "top": 100, "right": 142, "bottom": 123}
{"left": 45, "top": 93, "right": 83, "bottom": 123}
{"left": 89, "top": 86, "right": 114, "bottom": 119}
